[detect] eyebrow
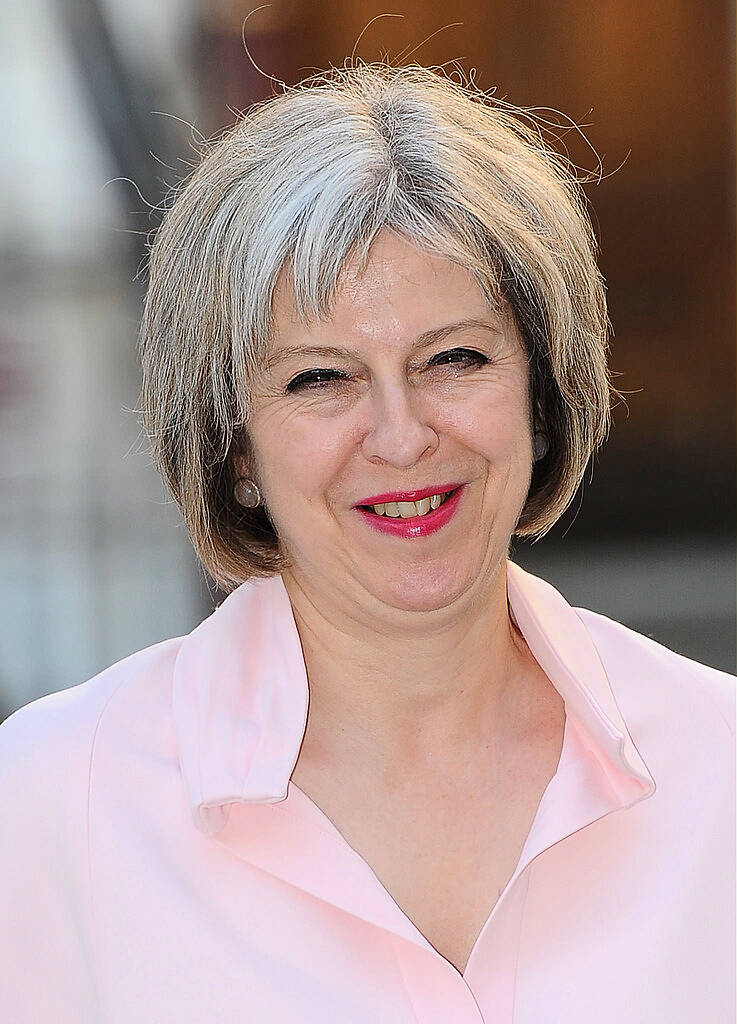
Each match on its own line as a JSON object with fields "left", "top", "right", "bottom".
{"left": 265, "top": 317, "right": 503, "bottom": 370}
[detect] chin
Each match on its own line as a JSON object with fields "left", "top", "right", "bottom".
{"left": 367, "top": 559, "right": 477, "bottom": 613}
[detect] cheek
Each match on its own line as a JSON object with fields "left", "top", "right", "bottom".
{"left": 442, "top": 393, "right": 531, "bottom": 462}
{"left": 251, "top": 411, "right": 358, "bottom": 505}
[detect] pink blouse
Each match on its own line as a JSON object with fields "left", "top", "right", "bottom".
{"left": 0, "top": 561, "right": 734, "bottom": 1022}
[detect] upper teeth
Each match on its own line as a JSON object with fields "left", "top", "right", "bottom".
{"left": 371, "top": 492, "right": 450, "bottom": 517}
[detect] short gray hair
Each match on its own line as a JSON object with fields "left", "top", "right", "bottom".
{"left": 140, "top": 62, "right": 611, "bottom": 590}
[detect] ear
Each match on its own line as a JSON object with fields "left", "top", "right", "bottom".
{"left": 232, "top": 453, "right": 249, "bottom": 478}
{"left": 231, "top": 432, "right": 254, "bottom": 480}
{"left": 532, "top": 396, "right": 546, "bottom": 433}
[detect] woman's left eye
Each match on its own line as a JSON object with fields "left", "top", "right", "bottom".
{"left": 427, "top": 347, "right": 488, "bottom": 369}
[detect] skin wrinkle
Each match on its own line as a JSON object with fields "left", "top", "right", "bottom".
{"left": 264, "top": 317, "right": 505, "bottom": 373}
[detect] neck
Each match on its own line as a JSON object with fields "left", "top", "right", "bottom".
{"left": 282, "top": 558, "right": 536, "bottom": 774}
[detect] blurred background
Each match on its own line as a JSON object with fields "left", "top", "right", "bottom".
{"left": 1, "top": 0, "right": 734, "bottom": 716}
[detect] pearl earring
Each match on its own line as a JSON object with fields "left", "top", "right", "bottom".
{"left": 533, "top": 432, "right": 549, "bottom": 461}
{"left": 234, "top": 477, "right": 261, "bottom": 508}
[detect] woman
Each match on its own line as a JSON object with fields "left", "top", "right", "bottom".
{"left": 1, "top": 64, "right": 734, "bottom": 1023}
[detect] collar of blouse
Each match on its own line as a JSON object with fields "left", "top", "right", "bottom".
{"left": 171, "top": 560, "right": 655, "bottom": 837}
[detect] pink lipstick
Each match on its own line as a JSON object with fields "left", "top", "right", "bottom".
{"left": 354, "top": 485, "right": 465, "bottom": 539}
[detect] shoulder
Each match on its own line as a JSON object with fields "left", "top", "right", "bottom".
{"left": 0, "top": 637, "right": 184, "bottom": 819}
{"left": 575, "top": 606, "right": 735, "bottom": 744}
{"left": 0, "top": 640, "right": 185, "bottom": 1018}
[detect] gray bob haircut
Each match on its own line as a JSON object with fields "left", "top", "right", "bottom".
{"left": 140, "top": 62, "right": 611, "bottom": 591}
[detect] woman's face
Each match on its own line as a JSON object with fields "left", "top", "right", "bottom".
{"left": 244, "top": 230, "right": 535, "bottom": 614}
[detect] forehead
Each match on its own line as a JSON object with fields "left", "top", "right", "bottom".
{"left": 270, "top": 231, "right": 503, "bottom": 352}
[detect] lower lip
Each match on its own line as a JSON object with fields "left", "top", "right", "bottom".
{"left": 354, "top": 487, "right": 464, "bottom": 538}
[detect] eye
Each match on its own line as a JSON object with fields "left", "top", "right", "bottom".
{"left": 427, "top": 347, "right": 488, "bottom": 369}
{"left": 285, "top": 368, "right": 350, "bottom": 393}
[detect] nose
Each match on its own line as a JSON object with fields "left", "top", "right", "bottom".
{"left": 361, "top": 380, "right": 439, "bottom": 468}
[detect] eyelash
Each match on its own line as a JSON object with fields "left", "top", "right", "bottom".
{"left": 285, "top": 348, "right": 488, "bottom": 393}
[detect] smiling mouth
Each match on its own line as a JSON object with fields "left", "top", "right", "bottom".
{"left": 359, "top": 488, "right": 458, "bottom": 519}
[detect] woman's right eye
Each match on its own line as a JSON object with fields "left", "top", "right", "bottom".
{"left": 285, "top": 369, "right": 350, "bottom": 393}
